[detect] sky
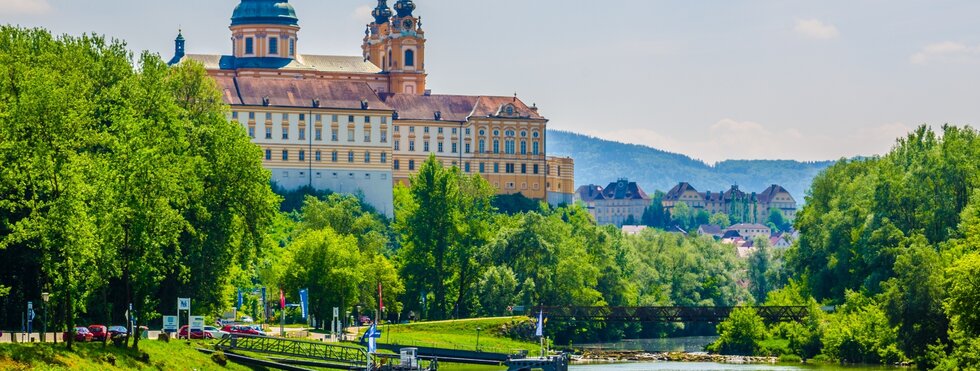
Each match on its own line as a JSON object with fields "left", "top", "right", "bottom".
{"left": 3, "top": 0, "right": 979, "bottom": 163}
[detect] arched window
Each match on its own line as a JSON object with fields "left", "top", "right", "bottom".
{"left": 405, "top": 49, "right": 415, "bottom": 67}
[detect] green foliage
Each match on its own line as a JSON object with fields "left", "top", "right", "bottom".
{"left": 640, "top": 191, "right": 669, "bottom": 228}
{"left": 766, "top": 209, "right": 791, "bottom": 233}
{"left": 821, "top": 291, "right": 906, "bottom": 364}
{"left": 0, "top": 26, "right": 277, "bottom": 340}
{"left": 707, "top": 307, "right": 767, "bottom": 355}
{"left": 491, "top": 193, "right": 542, "bottom": 215}
{"left": 709, "top": 213, "right": 731, "bottom": 228}
{"left": 747, "top": 236, "right": 773, "bottom": 303}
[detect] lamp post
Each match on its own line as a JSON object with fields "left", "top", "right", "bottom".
{"left": 476, "top": 326, "right": 482, "bottom": 352}
{"left": 41, "top": 292, "right": 49, "bottom": 343}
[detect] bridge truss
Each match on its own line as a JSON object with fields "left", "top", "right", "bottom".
{"left": 532, "top": 306, "right": 808, "bottom": 323}
{"left": 215, "top": 334, "right": 368, "bottom": 368}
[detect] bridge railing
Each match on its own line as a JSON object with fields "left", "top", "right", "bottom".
{"left": 216, "top": 334, "right": 368, "bottom": 366}
{"left": 531, "top": 306, "right": 808, "bottom": 323}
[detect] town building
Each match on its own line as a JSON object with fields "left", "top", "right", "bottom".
{"left": 574, "top": 179, "right": 652, "bottom": 227}
{"left": 168, "top": 0, "right": 574, "bottom": 215}
{"left": 662, "top": 182, "right": 797, "bottom": 223}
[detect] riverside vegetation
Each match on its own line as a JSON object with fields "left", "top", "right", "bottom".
{"left": 2, "top": 26, "right": 980, "bottom": 370}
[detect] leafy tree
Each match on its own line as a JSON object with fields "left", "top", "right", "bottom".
{"left": 709, "top": 213, "right": 731, "bottom": 228}
{"left": 747, "top": 236, "right": 773, "bottom": 303}
{"left": 766, "top": 209, "right": 790, "bottom": 232}
{"left": 707, "top": 307, "right": 767, "bottom": 355}
{"left": 475, "top": 266, "right": 519, "bottom": 316}
{"left": 280, "top": 228, "right": 363, "bottom": 327}
{"left": 641, "top": 191, "right": 668, "bottom": 228}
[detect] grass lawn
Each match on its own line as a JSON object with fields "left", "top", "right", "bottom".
{"left": 368, "top": 317, "right": 543, "bottom": 356}
{"left": 0, "top": 339, "right": 254, "bottom": 370}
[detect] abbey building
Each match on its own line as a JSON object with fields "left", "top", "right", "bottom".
{"left": 169, "top": 0, "right": 575, "bottom": 215}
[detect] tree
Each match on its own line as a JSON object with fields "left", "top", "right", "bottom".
{"left": 280, "top": 228, "right": 363, "bottom": 327}
{"left": 475, "top": 266, "right": 518, "bottom": 316}
{"left": 641, "top": 192, "right": 668, "bottom": 228}
{"left": 766, "top": 209, "right": 790, "bottom": 232}
{"left": 709, "top": 213, "right": 731, "bottom": 228}
{"left": 747, "top": 236, "right": 773, "bottom": 303}
{"left": 707, "top": 307, "right": 767, "bottom": 355}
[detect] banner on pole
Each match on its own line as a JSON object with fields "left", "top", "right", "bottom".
{"left": 299, "top": 289, "right": 309, "bottom": 319}
{"left": 178, "top": 298, "right": 190, "bottom": 311}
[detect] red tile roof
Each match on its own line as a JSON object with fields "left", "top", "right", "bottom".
{"left": 380, "top": 94, "right": 545, "bottom": 121}
{"left": 215, "top": 77, "right": 392, "bottom": 111}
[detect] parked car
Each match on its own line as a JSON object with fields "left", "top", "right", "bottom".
{"left": 202, "top": 326, "right": 227, "bottom": 339}
{"left": 63, "top": 327, "right": 94, "bottom": 342}
{"left": 87, "top": 325, "right": 108, "bottom": 342}
{"left": 107, "top": 326, "right": 128, "bottom": 339}
{"left": 240, "top": 315, "right": 254, "bottom": 323}
{"left": 177, "top": 325, "right": 213, "bottom": 340}
{"left": 221, "top": 325, "right": 263, "bottom": 336}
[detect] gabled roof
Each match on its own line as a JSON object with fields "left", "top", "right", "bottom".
{"left": 664, "top": 182, "right": 697, "bottom": 201}
{"left": 176, "top": 54, "right": 382, "bottom": 74}
{"left": 728, "top": 223, "right": 770, "bottom": 230}
{"left": 575, "top": 185, "right": 605, "bottom": 202}
{"left": 758, "top": 184, "right": 794, "bottom": 203}
{"left": 379, "top": 94, "right": 546, "bottom": 122}
{"left": 698, "top": 224, "right": 723, "bottom": 235}
{"left": 214, "top": 76, "right": 391, "bottom": 111}
{"left": 600, "top": 179, "right": 650, "bottom": 200}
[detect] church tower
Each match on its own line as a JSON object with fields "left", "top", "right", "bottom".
{"left": 229, "top": 0, "right": 300, "bottom": 66}
{"left": 362, "top": 0, "right": 427, "bottom": 95}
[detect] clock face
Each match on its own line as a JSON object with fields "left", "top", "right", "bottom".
{"left": 403, "top": 20, "right": 413, "bottom": 29}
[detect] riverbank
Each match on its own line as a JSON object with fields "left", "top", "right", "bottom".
{"left": 572, "top": 350, "right": 777, "bottom": 365}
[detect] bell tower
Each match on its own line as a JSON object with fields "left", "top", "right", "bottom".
{"left": 388, "top": 0, "right": 426, "bottom": 94}
{"left": 362, "top": 0, "right": 427, "bottom": 95}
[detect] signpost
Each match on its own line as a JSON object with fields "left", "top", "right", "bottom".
{"left": 189, "top": 316, "right": 204, "bottom": 332}
{"left": 26, "top": 302, "right": 34, "bottom": 341}
{"left": 163, "top": 316, "right": 178, "bottom": 332}
{"left": 177, "top": 298, "right": 190, "bottom": 337}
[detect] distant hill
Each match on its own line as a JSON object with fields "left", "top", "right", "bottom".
{"left": 546, "top": 130, "right": 835, "bottom": 202}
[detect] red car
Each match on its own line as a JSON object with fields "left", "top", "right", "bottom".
{"left": 178, "top": 325, "right": 213, "bottom": 340}
{"left": 221, "top": 325, "right": 262, "bottom": 336}
{"left": 88, "top": 325, "right": 108, "bottom": 342}
{"left": 63, "top": 327, "right": 94, "bottom": 342}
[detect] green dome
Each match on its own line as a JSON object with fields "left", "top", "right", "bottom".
{"left": 231, "top": 0, "right": 298, "bottom": 27}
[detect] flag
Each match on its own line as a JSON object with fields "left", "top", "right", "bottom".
{"left": 237, "top": 289, "right": 243, "bottom": 310}
{"left": 535, "top": 310, "right": 543, "bottom": 337}
{"left": 361, "top": 323, "right": 382, "bottom": 343}
{"left": 299, "top": 289, "right": 309, "bottom": 319}
{"left": 378, "top": 282, "right": 384, "bottom": 311}
{"left": 279, "top": 288, "right": 286, "bottom": 310}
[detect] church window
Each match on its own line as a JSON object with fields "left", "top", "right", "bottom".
{"left": 265, "top": 127, "right": 272, "bottom": 139}
{"left": 331, "top": 151, "right": 338, "bottom": 162}
{"left": 315, "top": 151, "right": 322, "bottom": 162}
{"left": 493, "top": 130, "right": 500, "bottom": 136}
{"left": 533, "top": 141, "right": 539, "bottom": 155}
{"left": 348, "top": 151, "right": 355, "bottom": 163}
{"left": 265, "top": 149, "right": 271, "bottom": 160}
{"left": 405, "top": 49, "right": 415, "bottom": 67}
{"left": 282, "top": 150, "right": 288, "bottom": 161}
{"left": 381, "top": 152, "right": 387, "bottom": 164}
{"left": 521, "top": 131, "right": 527, "bottom": 137}
{"left": 479, "top": 140, "right": 486, "bottom": 153}
{"left": 409, "top": 141, "right": 415, "bottom": 151}
{"left": 520, "top": 141, "right": 527, "bottom": 155}
{"left": 248, "top": 127, "right": 255, "bottom": 138}
{"left": 533, "top": 131, "right": 540, "bottom": 138}
{"left": 245, "top": 37, "right": 254, "bottom": 54}
{"left": 493, "top": 140, "right": 500, "bottom": 154}
{"left": 409, "top": 160, "right": 415, "bottom": 170}
{"left": 298, "top": 150, "right": 305, "bottom": 161}
{"left": 331, "top": 128, "right": 338, "bottom": 141}
{"left": 394, "top": 160, "right": 400, "bottom": 170}
{"left": 348, "top": 128, "right": 355, "bottom": 142}
{"left": 269, "top": 37, "right": 278, "bottom": 55}
{"left": 394, "top": 141, "right": 400, "bottom": 151}
{"left": 380, "top": 130, "right": 387, "bottom": 143}
{"left": 533, "top": 164, "right": 539, "bottom": 174}
{"left": 289, "top": 38, "right": 295, "bottom": 56}
{"left": 364, "top": 151, "right": 371, "bottom": 163}
{"left": 424, "top": 142, "right": 430, "bottom": 152}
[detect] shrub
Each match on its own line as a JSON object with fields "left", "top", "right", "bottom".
{"left": 778, "top": 354, "right": 802, "bottom": 363}
{"left": 707, "top": 307, "right": 767, "bottom": 355}
{"left": 211, "top": 351, "right": 228, "bottom": 366}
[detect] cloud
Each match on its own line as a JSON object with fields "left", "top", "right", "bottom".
{"left": 352, "top": 5, "right": 373, "bottom": 23}
{"left": 794, "top": 19, "right": 840, "bottom": 40}
{"left": 0, "top": 0, "right": 51, "bottom": 15}
{"left": 584, "top": 119, "right": 911, "bottom": 164}
{"left": 910, "top": 41, "right": 980, "bottom": 64}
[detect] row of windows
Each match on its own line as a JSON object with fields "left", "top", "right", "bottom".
{"left": 242, "top": 36, "right": 296, "bottom": 58}
{"left": 265, "top": 149, "right": 388, "bottom": 164}
{"left": 249, "top": 125, "right": 388, "bottom": 143}
{"left": 393, "top": 126, "right": 541, "bottom": 139}
{"left": 233, "top": 112, "right": 389, "bottom": 125}
{"left": 394, "top": 139, "right": 540, "bottom": 155}
{"left": 392, "top": 160, "right": 540, "bottom": 175}
{"left": 280, "top": 171, "right": 388, "bottom": 181}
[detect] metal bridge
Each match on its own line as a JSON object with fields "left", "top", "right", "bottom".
{"left": 532, "top": 306, "right": 808, "bottom": 323}
{"left": 215, "top": 334, "right": 368, "bottom": 369}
